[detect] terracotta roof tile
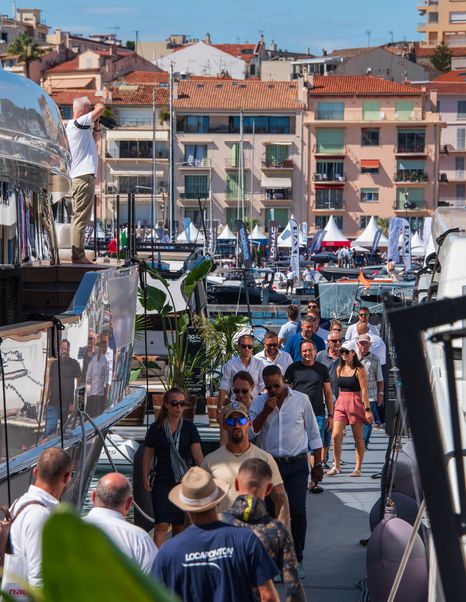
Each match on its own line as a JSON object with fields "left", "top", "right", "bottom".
{"left": 45, "top": 50, "right": 132, "bottom": 73}
{"left": 50, "top": 85, "right": 169, "bottom": 106}
{"left": 433, "top": 70, "right": 466, "bottom": 82}
{"left": 50, "top": 89, "right": 100, "bottom": 105}
{"left": 174, "top": 80, "right": 303, "bottom": 110}
{"left": 122, "top": 70, "right": 169, "bottom": 84}
{"left": 425, "top": 81, "right": 466, "bottom": 94}
{"left": 309, "top": 75, "right": 422, "bottom": 96}
{"left": 416, "top": 46, "right": 466, "bottom": 58}
{"left": 213, "top": 43, "right": 256, "bottom": 62}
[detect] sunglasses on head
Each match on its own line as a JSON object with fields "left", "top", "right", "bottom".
{"left": 169, "top": 400, "right": 185, "bottom": 407}
{"left": 240, "top": 344, "right": 253, "bottom": 349}
{"left": 225, "top": 416, "right": 249, "bottom": 427}
{"left": 233, "top": 388, "right": 250, "bottom": 395}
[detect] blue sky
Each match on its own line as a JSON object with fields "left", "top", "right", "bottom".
{"left": 35, "top": 0, "right": 421, "bottom": 54}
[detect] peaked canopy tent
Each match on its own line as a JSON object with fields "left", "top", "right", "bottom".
{"left": 277, "top": 219, "right": 306, "bottom": 247}
{"left": 176, "top": 221, "right": 205, "bottom": 243}
{"left": 251, "top": 225, "right": 268, "bottom": 240}
{"left": 321, "top": 215, "right": 351, "bottom": 248}
{"left": 352, "top": 216, "right": 389, "bottom": 247}
{"left": 411, "top": 231, "right": 425, "bottom": 257}
{"left": 217, "top": 224, "right": 237, "bottom": 240}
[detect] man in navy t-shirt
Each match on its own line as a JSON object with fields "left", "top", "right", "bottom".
{"left": 285, "top": 315, "right": 325, "bottom": 361}
{"left": 153, "top": 467, "right": 279, "bottom": 602}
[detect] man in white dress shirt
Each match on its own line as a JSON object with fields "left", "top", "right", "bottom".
{"left": 255, "top": 331, "right": 293, "bottom": 374}
{"left": 218, "top": 334, "right": 264, "bottom": 410}
{"left": 345, "top": 306, "right": 379, "bottom": 340}
{"left": 249, "top": 365, "right": 323, "bottom": 579}
{"left": 85, "top": 473, "right": 157, "bottom": 574}
{"left": 9, "top": 448, "right": 73, "bottom": 587}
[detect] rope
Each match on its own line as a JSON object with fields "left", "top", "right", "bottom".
{"left": 387, "top": 499, "right": 426, "bottom": 602}
{"left": 0, "top": 338, "right": 12, "bottom": 506}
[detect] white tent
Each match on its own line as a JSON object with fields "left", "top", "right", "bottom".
{"left": 277, "top": 220, "right": 305, "bottom": 247}
{"left": 411, "top": 231, "right": 425, "bottom": 256}
{"left": 217, "top": 224, "right": 236, "bottom": 241}
{"left": 251, "top": 225, "right": 268, "bottom": 240}
{"left": 322, "top": 215, "right": 350, "bottom": 247}
{"left": 352, "top": 216, "right": 389, "bottom": 247}
{"left": 176, "top": 222, "right": 205, "bottom": 243}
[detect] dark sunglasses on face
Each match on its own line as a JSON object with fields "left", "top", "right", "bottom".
{"left": 240, "top": 344, "right": 253, "bottom": 349}
{"left": 169, "top": 400, "right": 185, "bottom": 407}
{"left": 233, "top": 388, "right": 250, "bottom": 395}
{"left": 225, "top": 416, "right": 249, "bottom": 427}
{"left": 308, "top": 305, "right": 318, "bottom": 310}
{"left": 341, "top": 349, "right": 351, "bottom": 354}
{"left": 265, "top": 343, "right": 278, "bottom": 348}
{"left": 359, "top": 312, "right": 369, "bottom": 317}
{"left": 329, "top": 338, "right": 343, "bottom": 343}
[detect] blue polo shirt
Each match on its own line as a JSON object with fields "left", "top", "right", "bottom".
{"left": 284, "top": 332, "right": 325, "bottom": 361}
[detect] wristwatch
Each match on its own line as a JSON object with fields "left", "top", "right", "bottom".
{"left": 365, "top": 408, "right": 372, "bottom": 412}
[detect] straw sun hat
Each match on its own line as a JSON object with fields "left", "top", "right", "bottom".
{"left": 169, "top": 467, "right": 228, "bottom": 513}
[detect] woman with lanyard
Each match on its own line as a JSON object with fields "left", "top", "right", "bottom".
{"left": 143, "top": 388, "right": 204, "bottom": 547}
{"left": 327, "top": 340, "right": 373, "bottom": 477}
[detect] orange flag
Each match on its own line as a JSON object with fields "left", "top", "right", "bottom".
{"left": 358, "top": 269, "right": 371, "bottom": 290}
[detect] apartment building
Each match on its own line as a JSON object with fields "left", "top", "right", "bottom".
{"left": 426, "top": 73, "right": 466, "bottom": 206}
{"left": 173, "top": 79, "right": 307, "bottom": 232}
{"left": 305, "top": 76, "right": 443, "bottom": 237}
{"left": 418, "top": 0, "right": 466, "bottom": 47}
{"left": 0, "top": 7, "right": 48, "bottom": 49}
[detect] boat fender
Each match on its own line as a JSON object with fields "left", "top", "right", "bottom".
{"left": 367, "top": 516, "right": 428, "bottom": 602}
{"left": 392, "top": 450, "right": 423, "bottom": 501}
{"left": 132, "top": 444, "right": 154, "bottom": 532}
{"left": 369, "top": 491, "right": 420, "bottom": 532}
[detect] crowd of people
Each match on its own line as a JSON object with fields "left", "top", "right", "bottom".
{"left": 7, "top": 300, "right": 386, "bottom": 601}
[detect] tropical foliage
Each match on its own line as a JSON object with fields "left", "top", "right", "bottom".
{"left": 8, "top": 34, "right": 44, "bottom": 79}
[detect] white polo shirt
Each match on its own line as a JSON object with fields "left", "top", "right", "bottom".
{"left": 249, "top": 388, "right": 322, "bottom": 457}
{"left": 66, "top": 112, "right": 98, "bottom": 178}
{"left": 219, "top": 355, "right": 265, "bottom": 398}
{"left": 254, "top": 349, "right": 293, "bottom": 374}
{"left": 85, "top": 507, "right": 158, "bottom": 574}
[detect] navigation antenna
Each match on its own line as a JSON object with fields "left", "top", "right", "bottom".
{"left": 365, "top": 29, "right": 371, "bottom": 47}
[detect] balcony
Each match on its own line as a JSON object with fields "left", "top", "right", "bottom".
{"left": 225, "top": 158, "right": 250, "bottom": 169}
{"left": 261, "top": 159, "right": 294, "bottom": 170}
{"left": 264, "top": 188, "right": 293, "bottom": 200}
{"left": 393, "top": 200, "right": 427, "bottom": 211}
{"left": 306, "top": 108, "right": 423, "bottom": 124}
{"left": 314, "top": 173, "right": 346, "bottom": 183}
{"left": 178, "top": 159, "right": 210, "bottom": 170}
{"left": 395, "top": 144, "right": 426, "bottom": 155}
{"left": 179, "top": 191, "right": 209, "bottom": 199}
{"left": 393, "top": 171, "right": 428, "bottom": 183}
{"left": 315, "top": 199, "right": 345, "bottom": 211}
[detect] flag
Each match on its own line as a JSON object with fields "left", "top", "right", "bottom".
{"left": 290, "top": 218, "right": 300, "bottom": 286}
{"left": 400, "top": 218, "right": 412, "bottom": 271}
{"left": 388, "top": 218, "right": 402, "bottom": 263}
{"left": 268, "top": 220, "right": 279, "bottom": 262}
{"left": 371, "top": 227, "right": 383, "bottom": 256}
{"left": 236, "top": 220, "right": 252, "bottom": 269}
{"left": 309, "top": 229, "right": 326, "bottom": 254}
{"left": 358, "top": 269, "right": 371, "bottom": 290}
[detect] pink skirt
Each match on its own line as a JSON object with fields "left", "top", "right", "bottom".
{"left": 334, "top": 391, "right": 367, "bottom": 425}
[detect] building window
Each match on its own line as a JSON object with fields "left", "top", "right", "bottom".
{"left": 456, "top": 157, "right": 465, "bottom": 179}
{"left": 316, "top": 102, "right": 344, "bottom": 120}
{"left": 395, "top": 160, "right": 426, "bottom": 182}
{"left": 226, "top": 208, "right": 241, "bottom": 230}
{"left": 184, "top": 144, "right": 208, "bottom": 166}
{"left": 363, "top": 101, "right": 381, "bottom": 121}
{"left": 184, "top": 175, "right": 208, "bottom": 198}
{"left": 315, "top": 215, "right": 343, "bottom": 229}
{"left": 450, "top": 12, "right": 466, "bottom": 23}
{"left": 396, "top": 188, "right": 425, "bottom": 210}
{"left": 265, "top": 208, "right": 289, "bottom": 229}
{"left": 226, "top": 173, "right": 248, "bottom": 200}
{"left": 428, "top": 12, "right": 438, "bottom": 24}
{"left": 360, "top": 215, "right": 378, "bottom": 228}
{"left": 265, "top": 144, "right": 290, "bottom": 167}
{"left": 177, "top": 115, "right": 209, "bottom": 133}
{"left": 397, "top": 129, "right": 425, "bottom": 153}
{"left": 316, "top": 188, "right": 344, "bottom": 209}
{"left": 228, "top": 116, "right": 292, "bottom": 134}
{"left": 458, "top": 101, "right": 466, "bottom": 119}
{"left": 184, "top": 208, "right": 203, "bottom": 227}
{"left": 456, "top": 183, "right": 465, "bottom": 201}
{"left": 361, "top": 165, "right": 380, "bottom": 174}
{"left": 361, "top": 188, "right": 379, "bottom": 202}
{"left": 395, "top": 101, "right": 414, "bottom": 121}
{"left": 457, "top": 128, "right": 466, "bottom": 150}
{"left": 106, "top": 140, "right": 168, "bottom": 159}
{"left": 316, "top": 129, "right": 345, "bottom": 154}
{"left": 361, "top": 128, "right": 380, "bottom": 146}
{"left": 60, "top": 105, "right": 72, "bottom": 119}
{"left": 315, "top": 161, "right": 344, "bottom": 180}
{"left": 111, "top": 176, "right": 152, "bottom": 194}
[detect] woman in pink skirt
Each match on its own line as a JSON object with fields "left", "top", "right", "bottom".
{"left": 327, "top": 340, "right": 373, "bottom": 477}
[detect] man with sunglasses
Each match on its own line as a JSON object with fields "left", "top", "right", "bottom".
{"left": 250, "top": 365, "right": 323, "bottom": 579}
{"left": 255, "top": 331, "right": 293, "bottom": 374}
{"left": 218, "top": 335, "right": 265, "bottom": 411}
{"left": 202, "top": 401, "right": 290, "bottom": 529}
{"left": 345, "top": 306, "right": 378, "bottom": 341}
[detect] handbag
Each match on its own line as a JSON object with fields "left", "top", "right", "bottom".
{"left": 2, "top": 552, "right": 29, "bottom": 601}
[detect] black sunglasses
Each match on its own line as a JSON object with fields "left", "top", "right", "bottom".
{"left": 329, "top": 338, "right": 343, "bottom": 343}
{"left": 225, "top": 416, "right": 249, "bottom": 427}
{"left": 341, "top": 349, "right": 352, "bottom": 354}
{"left": 265, "top": 343, "right": 278, "bottom": 348}
{"left": 240, "top": 344, "right": 253, "bottom": 349}
{"left": 233, "top": 388, "right": 250, "bottom": 395}
{"left": 169, "top": 400, "right": 185, "bottom": 407}
{"left": 359, "top": 312, "right": 369, "bottom": 317}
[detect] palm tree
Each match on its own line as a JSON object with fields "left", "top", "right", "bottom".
{"left": 9, "top": 34, "right": 44, "bottom": 79}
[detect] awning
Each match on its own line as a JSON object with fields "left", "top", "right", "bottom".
{"left": 179, "top": 138, "right": 213, "bottom": 144}
{"left": 261, "top": 175, "right": 292, "bottom": 188}
{"left": 106, "top": 130, "right": 168, "bottom": 141}
{"left": 360, "top": 160, "right": 380, "bottom": 169}
{"left": 262, "top": 141, "right": 293, "bottom": 146}
{"left": 314, "top": 183, "right": 344, "bottom": 189}
{"left": 53, "top": 77, "right": 94, "bottom": 89}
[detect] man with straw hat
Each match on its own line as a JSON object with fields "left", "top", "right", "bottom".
{"left": 153, "top": 467, "right": 279, "bottom": 602}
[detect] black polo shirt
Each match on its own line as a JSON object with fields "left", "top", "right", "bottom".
{"left": 284, "top": 360, "right": 330, "bottom": 417}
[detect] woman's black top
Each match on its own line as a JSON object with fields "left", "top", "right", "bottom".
{"left": 338, "top": 370, "right": 361, "bottom": 392}
{"left": 144, "top": 420, "right": 201, "bottom": 483}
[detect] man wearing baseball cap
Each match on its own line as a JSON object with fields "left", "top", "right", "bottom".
{"left": 153, "top": 466, "right": 279, "bottom": 602}
{"left": 202, "top": 401, "right": 290, "bottom": 529}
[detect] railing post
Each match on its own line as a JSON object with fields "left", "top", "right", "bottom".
{"left": 116, "top": 194, "right": 120, "bottom": 261}
{"left": 93, "top": 194, "right": 98, "bottom": 261}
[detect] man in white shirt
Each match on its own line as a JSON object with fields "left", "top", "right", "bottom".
{"left": 356, "top": 322, "right": 386, "bottom": 366}
{"left": 9, "top": 448, "right": 73, "bottom": 587}
{"left": 66, "top": 96, "right": 104, "bottom": 264}
{"left": 345, "top": 306, "right": 379, "bottom": 340}
{"left": 218, "top": 334, "right": 264, "bottom": 409}
{"left": 85, "top": 473, "right": 157, "bottom": 574}
{"left": 249, "top": 365, "right": 323, "bottom": 578}
{"left": 277, "top": 305, "right": 299, "bottom": 348}
{"left": 255, "top": 331, "right": 293, "bottom": 374}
